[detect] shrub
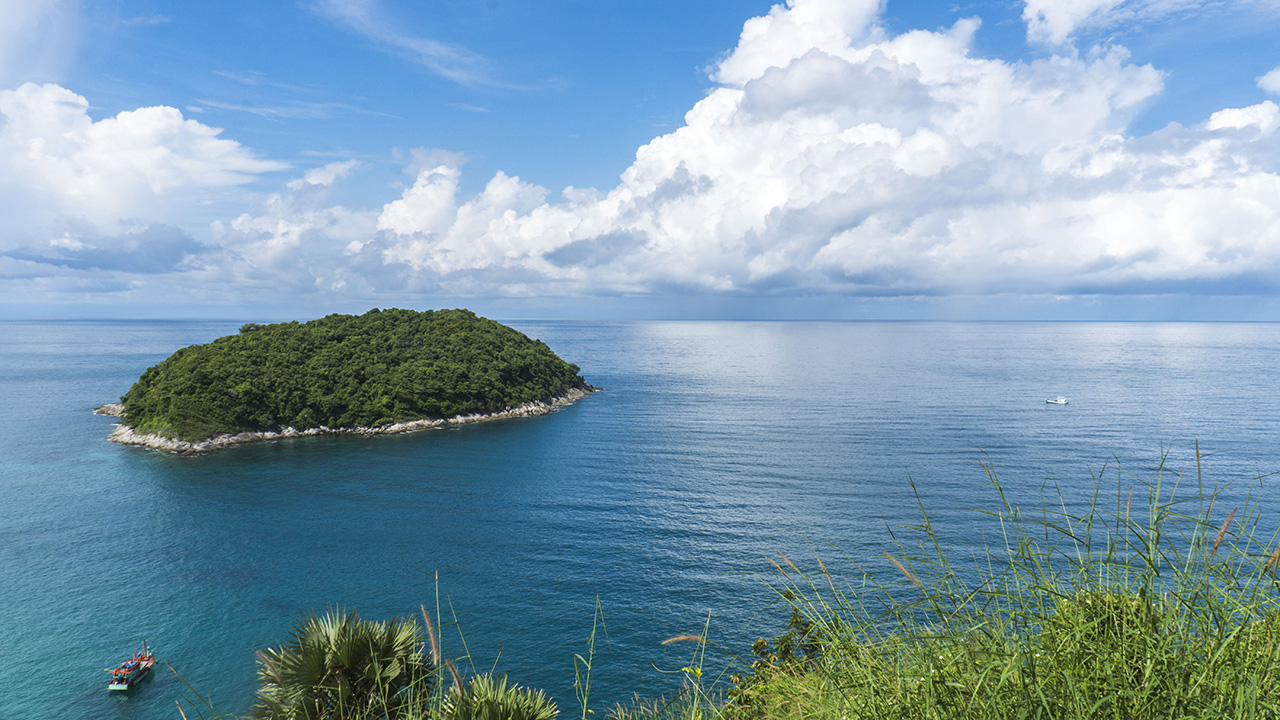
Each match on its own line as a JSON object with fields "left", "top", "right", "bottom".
{"left": 250, "top": 608, "right": 432, "bottom": 720}
{"left": 443, "top": 673, "right": 559, "bottom": 720}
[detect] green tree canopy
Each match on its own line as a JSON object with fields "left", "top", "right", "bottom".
{"left": 120, "top": 308, "right": 590, "bottom": 441}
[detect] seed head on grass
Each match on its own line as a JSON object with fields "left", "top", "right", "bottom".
{"left": 884, "top": 553, "right": 920, "bottom": 587}
{"left": 422, "top": 603, "right": 463, "bottom": 694}
{"left": 766, "top": 557, "right": 793, "bottom": 584}
{"left": 777, "top": 552, "right": 801, "bottom": 575}
{"left": 662, "top": 635, "right": 705, "bottom": 645}
{"left": 1211, "top": 507, "right": 1237, "bottom": 554}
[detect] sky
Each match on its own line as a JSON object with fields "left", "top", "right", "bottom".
{"left": 2, "top": 0, "right": 1280, "bottom": 320}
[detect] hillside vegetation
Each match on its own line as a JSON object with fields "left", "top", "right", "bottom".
{"left": 120, "top": 308, "right": 590, "bottom": 441}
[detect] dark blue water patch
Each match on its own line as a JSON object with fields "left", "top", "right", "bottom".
{"left": 3, "top": 320, "right": 1280, "bottom": 719}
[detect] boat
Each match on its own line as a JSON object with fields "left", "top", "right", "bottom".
{"left": 1046, "top": 396, "right": 1068, "bottom": 405}
{"left": 107, "top": 642, "right": 155, "bottom": 691}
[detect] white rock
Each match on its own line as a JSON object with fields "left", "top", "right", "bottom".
{"left": 100, "top": 386, "right": 598, "bottom": 455}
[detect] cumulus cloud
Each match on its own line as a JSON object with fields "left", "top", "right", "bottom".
{"left": 1207, "top": 101, "right": 1280, "bottom": 134}
{"left": 712, "top": 0, "right": 885, "bottom": 86}
{"left": 1260, "top": 67, "right": 1280, "bottom": 95}
{"left": 0, "top": 83, "right": 286, "bottom": 273}
{"left": 212, "top": 163, "right": 378, "bottom": 292}
{"left": 320, "top": 0, "right": 1280, "bottom": 300}
{"left": 9, "top": 0, "right": 1280, "bottom": 310}
{"left": 372, "top": 166, "right": 551, "bottom": 281}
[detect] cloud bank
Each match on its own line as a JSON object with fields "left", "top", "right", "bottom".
{"left": 0, "top": 83, "right": 286, "bottom": 288}
{"left": 339, "top": 0, "right": 1280, "bottom": 299}
{"left": 3, "top": 0, "right": 1280, "bottom": 311}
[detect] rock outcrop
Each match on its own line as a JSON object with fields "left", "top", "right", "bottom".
{"left": 99, "top": 385, "right": 597, "bottom": 455}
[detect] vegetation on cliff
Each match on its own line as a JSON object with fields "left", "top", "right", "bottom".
{"left": 119, "top": 308, "right": 590, "bottom": 441}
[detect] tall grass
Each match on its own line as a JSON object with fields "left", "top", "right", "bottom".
{"left": 725, "top": 448, "right": 1280, "bottom": 719}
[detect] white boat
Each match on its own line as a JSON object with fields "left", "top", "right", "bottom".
{"left": 1046, "top": 396, "right": 1068, "bottom": 405}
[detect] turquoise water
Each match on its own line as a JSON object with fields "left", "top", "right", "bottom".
{"left": 3, "top": 320, "right": 1280, "bottom": 719}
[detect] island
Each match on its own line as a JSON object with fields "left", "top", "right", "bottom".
{"left": 97, "top": 308, "right": 597, "bottom": 454}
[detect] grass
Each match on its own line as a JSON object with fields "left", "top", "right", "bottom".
{"left": 714, "top": 447, "right": 1280, "bottom": 719}
{"left": 183, "top": 447, "right": 1280, "bottom": 719}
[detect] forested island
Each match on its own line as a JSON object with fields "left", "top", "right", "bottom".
{"left": 99, "top": 308, "right": 596, "bottom": 453}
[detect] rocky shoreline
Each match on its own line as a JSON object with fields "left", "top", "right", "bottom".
{"left": 94, "top": 385, "right": 598, "bottom": 456}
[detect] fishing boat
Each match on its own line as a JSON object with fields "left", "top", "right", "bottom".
{"left": 1046, "top": 396, "right": 1068, "bottom": 405}
{"left": 107, "top": 642, "right": 155, "bottom": 691}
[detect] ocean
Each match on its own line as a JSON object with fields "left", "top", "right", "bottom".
{"left": 2, "top": 320, "right": 1279, "bottom": 719}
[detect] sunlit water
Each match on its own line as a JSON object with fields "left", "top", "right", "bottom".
{"left": 3, "top": 320, "right": 1280, "bottom": 719}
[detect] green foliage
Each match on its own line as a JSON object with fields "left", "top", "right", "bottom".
{"left": 244, "top": 603, "right": 554, "bottom": 720}
{"left": 720, "top": 452, "right": 1280, "bottom": 719}
{"left": 119, "top": 308, "right": 589, "bottom": 440}
{"left": 251, "top": 608, "right": 433, "bottom": 720}
{"left": 443, "top": 673, "right": 559, "bottom": 720}
{"left": 725, "top": 605, "right": 823, "bottom": 718}
{"left": 609, "top": 694, "right": 720, "bottom": 720}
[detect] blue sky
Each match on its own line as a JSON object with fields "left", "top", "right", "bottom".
{"left": 2, "top": 0, "right": 1280, "bottom": 319}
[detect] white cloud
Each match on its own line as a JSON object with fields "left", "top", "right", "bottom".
{"left": 213, "top": 169, "right": 378, "bottom": 292}
{"left": 1207, "top": 101, "right": 1280, "bottom": 134}
{"left": 713, "top": 0, "right": 884, "bottom": 86}
{"left": 1022, "top": 0, "right": 1228, "bottom": 46}
{"left": 377, "top": 165, "right": 464, "bottom": 238}
{"left": 1259, "top": 66, "right": 1280, "bottom": 95}
{"left": 10, "top": 0, "right": 1280, "bottom": 310}
{"left": 1023, "top": 0, "right": 1125, "bottom": 46}
{"left": 288, "top": 159, "right": 360, "bottom": 190}
{"left": 0, "top": 82, "right": 285, "bottom": 266}
{"left": 325, "top": 0, "right": 1280, "bottom": 300}
{"left": 373, "top": 167, "right": 550, "bottom": 279}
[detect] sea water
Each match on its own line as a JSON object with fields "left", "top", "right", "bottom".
{"left": 2, "top": 320, "right": 1280, "bottom": 719}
